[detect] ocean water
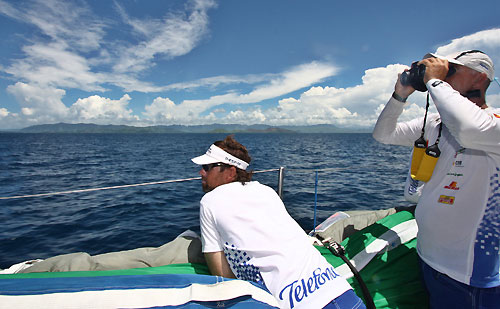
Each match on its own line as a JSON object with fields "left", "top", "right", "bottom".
{"left": 0, "top": 133, "right": 411, "bottom": 269}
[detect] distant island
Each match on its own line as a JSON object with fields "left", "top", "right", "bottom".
{"left": 5, "top": 123, "right": 371, "bottom": 134}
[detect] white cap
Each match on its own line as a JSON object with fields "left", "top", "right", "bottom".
{"left": 424, "top": 50, "right": 495, "bottom": 81}
{"left": 191, "top": 144, "right": 249, "bottom": 170}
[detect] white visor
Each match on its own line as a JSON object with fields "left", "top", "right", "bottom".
{"left": 191, "top": 144, "right": 249, "bottom": 170}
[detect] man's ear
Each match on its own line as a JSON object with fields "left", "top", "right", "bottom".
{"left": 226, "top": 166, "right": 237, "bottom": 182}
{"left": 473, "top": 72, "right": 489, "bottom": 89}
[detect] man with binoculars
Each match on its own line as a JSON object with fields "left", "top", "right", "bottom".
{"left": 373, "top": 50, "right": 500, "bottom": 308}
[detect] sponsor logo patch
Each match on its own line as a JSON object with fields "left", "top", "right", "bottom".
{"left": 438, "top": 195, "right": 455, "bottom": 205}
{"left": 444, "top": 181, "right": 460, "bottom": 190}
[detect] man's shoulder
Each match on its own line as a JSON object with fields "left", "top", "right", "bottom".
{"left": 203, "top": 181, "right": 274, "bottom": 201}
{"left": 215, "top": 181, "right": 268, "bottom": 193}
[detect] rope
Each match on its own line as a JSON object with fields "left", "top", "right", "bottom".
{"left": 0, "top": 168, "right": 283, "bottom": 200}
{"left": 0, "top": 177, "right": 202, "bottom": 200}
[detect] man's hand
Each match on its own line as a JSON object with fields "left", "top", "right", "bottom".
{"left": 395, "top": 70, "right": 416, "bottom": 100}
{"left": 419, "top": 57, "right": 449, "bottom": 84}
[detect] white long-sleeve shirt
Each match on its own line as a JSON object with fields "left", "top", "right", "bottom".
{"left": 373, "top": 79, "right": 500, "bottom": 288}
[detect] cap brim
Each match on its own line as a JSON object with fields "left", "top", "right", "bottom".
{"left": 424, "top": 53, "right": 463, "bottom": 66}
{"left": 191, "top": 154, "right": 220, "bottom": 165}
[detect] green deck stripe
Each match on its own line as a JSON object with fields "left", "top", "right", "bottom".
{"left": 0, "top": 263, "right": 210, "bottom": 279}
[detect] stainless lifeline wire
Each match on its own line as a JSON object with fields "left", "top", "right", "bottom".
{"left": 0, "top": 168, "right": 281, "bottom": 200}
{"left": 286, "top": 167, "right": 349, "bottom": 173}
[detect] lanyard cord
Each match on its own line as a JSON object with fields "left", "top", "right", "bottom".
{"left": 421, "top": 92, "right": 443, "bottom": 145}
{"left": 435, "top": 122, "right": 443, "bottom": 144}
{"left": 419, "top": 93, "right": 431, "bottom": 138}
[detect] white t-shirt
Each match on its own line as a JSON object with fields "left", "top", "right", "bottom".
{"left": 373, "top": 79, "right": 500, "bottom": 288}
{"left": 200, "top": 181, "right": 352, "bottom": 309}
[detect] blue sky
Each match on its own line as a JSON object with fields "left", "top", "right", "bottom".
{"left": 1, "top": 0, "right": 500, "bottom": 130}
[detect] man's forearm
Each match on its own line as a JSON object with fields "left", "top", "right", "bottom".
{"left": 373, "top": 97, "right": 410, "bottom": 145}
{"left": 204, "top": 251, "right": 236, "bottom": 278}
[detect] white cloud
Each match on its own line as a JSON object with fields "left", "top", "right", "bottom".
{"left": 7, "top": 82, "right": 68, "bottom": 119}
{"left": 436, "top": 28, "right": 500, "bottom": 57}
{"left": 0, "top": 0, "right": 105, "bottom": 52}
{"left": 0, "top": 0, "right": 217, "bottom": 95}
{"left": 238, "top": 61, "right": 340, "bottom": 103}
{"left": 6, "top": 42, "right": 107, "bottom": 91}
{"left": 233, "top": 109, "right": 266, "bottom": 123}
{"left": 139, "top": 61, "right": 341, "bottom": 125}
{"left": 162, "top": 74, "right": 274, "bottom": 91}
{"left": 143, "top": 95, "right": 223, "bottom": 125}
{"left": 21, "top": 107, "right": 34, "bottom": 116}
{"left": 0, "top": 92, "right": 139, "bottom": 129}
{"left": 0, "top": 108, "right": 9, "bottom": 117}
{"left": 1, "top": 82, "right": 69, "bottom": 128}
{"left": 0, "top": 0, "right": 108, "bottom": 93}
{"left": 0, "top": 110, "right": 23, "bottom": 130}
{"left": 68, "top": 94, "right": 138, "bottom": 124}
{"left": 143, "top": 97, "right": 177, "bottom": 123}
{"left": 252, "top": 64, "right": 410, "bottom": 127}
{"left": 174, "top": 61, "right": 339, "bottom": 114}
{"left": 112, "top": 0, "right": 217, "bottom": 73}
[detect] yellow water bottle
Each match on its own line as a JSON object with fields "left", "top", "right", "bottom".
{"left": 410, "top": 136, "right": 427, "bottom": 180}
{"left": 413, "top": 143, "right": 441, "bottom": 182}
